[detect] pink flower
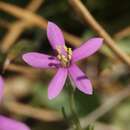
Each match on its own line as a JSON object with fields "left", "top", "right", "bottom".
{"left": 0, "top": 76, "right": 4, "bottom": 101}
{"left": 0, "top": 76, "right": 30, "bottom": 130}
{"left": 22, "top": 22, "right": 103, "bottom": 100}
{"left": 0, "top": 116, "right": 30, "bottom": 130}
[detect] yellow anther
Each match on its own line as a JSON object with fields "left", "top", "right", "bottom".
{"left": 64, "top": 45, "right": 68, "bottom": 52}
{"left": 56, "top": 45, "right": 72, "bottom": 67}
{"left": 68, "top": 48, "right": 72, "bottom": 55}
{"left": 56, "top": 48, "right": 61, "bottom": 54}
{"left": 56, "top": 45, "right": 63, "bottom": 54}
{"left": 61, "top": 55, "right": 65, "bottom": 58}
{"left": 61, "top": 55, "right": 68, "bottom": 62}
{"left": 57, "top": 55, "right": 61, "bottom": 60}
{"left": 68, "top": 54, "right": 72, "bottom": 60}
{"left": 64, "top": 58, "right": 68, "bottom": 62}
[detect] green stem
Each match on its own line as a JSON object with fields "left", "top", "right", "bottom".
{"left": 69, "top": 86, "right": 83, "bottom": 130}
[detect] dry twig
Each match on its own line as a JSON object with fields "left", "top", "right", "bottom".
{"left": 0, "top": 20, "right": 11, "bottom": 29}
{"left": 80, "top": 86, "right": 130, "bottom": 128}
{"left": 6, "top": 63, "right": 39, "bottom": 75}
{"left": 114, "top": 26, "right": 130, "bottom": 40}
{"left": 69, "top": 0, "right": 130, "bottom": 67}
{"left": 1, "top": 0, "right": 44, "bottom": 52}
{"left": 6, "top": 63, "right": 54, "bottom": 78}
{"left": 0, "top": 1, "right": 81, "bottom": 51}
{"left": 4, "top": 100, "right": 62, "bottom": 122}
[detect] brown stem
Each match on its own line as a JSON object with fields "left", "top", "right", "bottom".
{"left": 1, "top": 0, "right": 44, "bottom": 52}
{"left": 3, "top": 100, "right": 62, "bottom": 122}
{"left": 0, "top": 1, "right": 82, "bottom": 50}
{"left": 114, "top": 26, "right": 130, "bottom": 40}
{"left": 80, "top": 86, "right": 130, "bottom": 128}
{"left": 69, "top": 0, "right": 130, "bottom": 67}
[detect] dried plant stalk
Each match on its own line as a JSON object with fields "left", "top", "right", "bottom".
{"left": 69, "top": 0, "right": 130, "bottom": 67}
{"left": 1, "top": 0, "right": 44, "bottom": 52}
{"left": 4, "top": 100, "right": 62, "bottom": 122}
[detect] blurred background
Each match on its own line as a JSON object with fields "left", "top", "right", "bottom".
{"left": 0, "top": 0, "right": 130, "bottom": 130}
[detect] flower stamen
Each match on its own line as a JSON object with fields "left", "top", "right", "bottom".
{"left": 56, "top": 45, "right": 72, "bottom": 67}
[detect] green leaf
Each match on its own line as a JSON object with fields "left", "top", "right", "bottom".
{"left": 31, "top": 82, "right": 70, "bottom": 114}
{"left": 75, "top": 90, "right": 100, "bottom": 117}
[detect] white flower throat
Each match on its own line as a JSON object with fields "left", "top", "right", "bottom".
{"left": 56, "top": 45, "right": 72, "bottom": 67}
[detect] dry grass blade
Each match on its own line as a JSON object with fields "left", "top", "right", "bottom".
{"left": 0, "top": 1, "right": 82, "bottom": 49}
{"left": 6, "top": 64, "right": 38, "bottom": 75}
{"left": 1, "top": 0, "right": 44, "bottom": 52}
{"left": 4, "top": 100, "right": 62, "bottom": 122}
{"left": 69, "top": 0, "right": 130, "bottom": 67}
{"left": 26, "top": 0, "right": 43, "bottom": 11}
{"left": 80, "top": 86, "right": 130, "bottom": 128}
{"left": 114, "top": 26, "right": 130, "bottom": 40}
{"left": 95, "top": 122, "right": 119, "bottom": 130}
{"left": 1, "top": 22, "right": 32, "bottom": 52}
{"left": 6, "top": 63, "right": 54, "bottom": 78}
{"left": 0, "top": 19, "right": 11, "bottom": 28}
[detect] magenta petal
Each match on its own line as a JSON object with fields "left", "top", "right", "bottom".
{"left": 47, "top": 22, "right": 65, "bottom": 51}
{"left": 0, "top": 76, "right": 4, "bottom": 101}
{"left": 48, "top": 68, "right": 68, "bottom": 100}
{"left": 0, "top": 115, "right": 30, "bottom": 130}
{"left": 68, "top": 64, "right": 93, "bottom": 95}
{"left": 22, "top": 52, "right": 59, "bottom": 69}
{"left": 72, "top": 37, "right": 103, "bottom": 62}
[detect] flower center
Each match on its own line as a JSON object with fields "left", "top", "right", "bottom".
{"left": 56, "top": 45, "right": 72, "bottom": 67}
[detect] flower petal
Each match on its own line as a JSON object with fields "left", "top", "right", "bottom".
{"left": 0, "top": 115, "right": 30, "bottom": 130}
{"left": 48, "top": 68, "right": 68, "bottom": 100}
{"left": 47, "top": 22, "right": 65, "bottom": 51}
{"left": 72, "top": 37, "right": 103, "bottom": 62}
{"left": 0, "top": 76, "right": 4, "bottom": 101}
{"left": 22, "top": 52, "right": 60, "bottom": 69}
{"left": 68, "top": 64, "right": 93, "bottom": 95}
